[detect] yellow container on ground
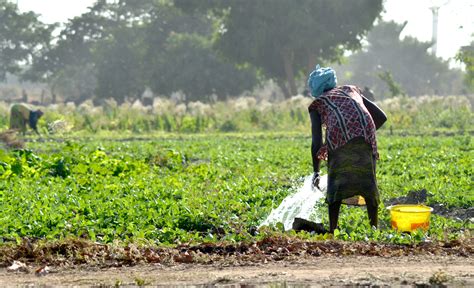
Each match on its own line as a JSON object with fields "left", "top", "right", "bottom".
{"left": 388, "top": 204, "right": 433, "bottom": 232}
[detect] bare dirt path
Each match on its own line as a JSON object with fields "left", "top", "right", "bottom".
{"left": 0, "top": 255, "right": 472, "bottom": 287}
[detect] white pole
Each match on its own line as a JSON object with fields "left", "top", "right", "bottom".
{"left": 430, "top": 6, "right": 439, "bottom": 56}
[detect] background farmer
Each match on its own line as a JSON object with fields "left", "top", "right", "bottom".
{"left": 307, "top": 65, "right": 387, "bottom": 233}
{"left": 10, "top": 103, "right": 44, "bottom": 135}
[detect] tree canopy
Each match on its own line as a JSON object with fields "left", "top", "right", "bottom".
{"left": 456, "top": 40, "right": 474, "bottom": 92}
{"left": 0, "top": 1, "right": 54, "bottom": 81}
{"left": 25, "top": 0, "right": 257, "bottom": 103}
{"left": 2, "top": 1, "right": 470, "bottom": 103}
{"left": 175, "top": 0, "right": 383, "bottom": 97}
{"left": 336, "top": 21, "right": 465, "bottom": 98}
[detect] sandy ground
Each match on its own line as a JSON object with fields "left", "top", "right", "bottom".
{"left": 0, "top": 255, "right": 472, "bottom": 287}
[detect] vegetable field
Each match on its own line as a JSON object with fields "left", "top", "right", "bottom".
{"left": 1, "top": 132, "right": 472, "bottom": 246}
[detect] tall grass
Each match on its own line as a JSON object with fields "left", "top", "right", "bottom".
{"left": 0, "top": 95, "right": 471, "bottom": 134}
{"left": 379, "top": 95, "right": 473, "bottom": 131}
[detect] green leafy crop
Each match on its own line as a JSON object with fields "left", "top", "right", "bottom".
{"left": 0, "top": 133, "right": 471, "bottom": 245}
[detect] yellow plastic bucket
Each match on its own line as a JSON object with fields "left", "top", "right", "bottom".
{"left": 388, "top": 204, "right": 433, "bottom": 232}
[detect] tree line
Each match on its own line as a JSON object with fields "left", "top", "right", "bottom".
{"left": 1, "top": 0, "right": 471, "bottom": 104}
{"left": 336, "top": 21, "right": 469, "bottom": 98}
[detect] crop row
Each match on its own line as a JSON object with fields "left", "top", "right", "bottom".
{"left": 0, "top": 133, "right": 472, "bottom": 245}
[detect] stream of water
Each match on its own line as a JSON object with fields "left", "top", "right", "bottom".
{"left": 259, "top": 174, "right": 327, "bottom": 231}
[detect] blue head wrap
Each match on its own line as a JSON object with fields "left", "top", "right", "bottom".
{"left": 307, "top": 65, "right": 337, "bottom": 97}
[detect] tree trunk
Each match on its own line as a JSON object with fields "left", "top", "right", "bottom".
{"left": 49, "top": 85, "right": 56, "bottom": 104}
{"left": 282, "top": 50, "right": 297, "bottom": 97}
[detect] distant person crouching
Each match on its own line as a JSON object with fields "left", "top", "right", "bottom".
{"left": 10, "top": 103, "right": 44, "bottom": 135}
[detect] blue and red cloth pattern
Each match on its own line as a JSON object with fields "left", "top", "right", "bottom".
{"left": 308, "top": 85, "right": 378, "bottom": 160}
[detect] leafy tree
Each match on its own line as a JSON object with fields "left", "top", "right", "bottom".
{"left": 456, "top": 40, "right": 474, "bottom": 92}
{"left": 137, "top": 1, "right": 257, "bottom": 102}
{"left": 94, "top": 19, "right": 148, "bottom": 103}
{"left": 151, "top": 33, "right": 257, "bottom": 102}
{"left": 0, "top": 1, "right": 54, "bottom": 81}
{"left": 377, "top": 71, "right": 405, "bottom": 97}
{"left": 27, "top": 0, "right": 257, "bottom": 103}
{"left": 174, "top": 0, "right": 383, "bottom": 97}
{"left": 25, "top": 1, "right": 161, "bottom": 103}
{"left": 336, "top": 21, "right": 465, "bottom": 98}
{"left": 23, "top": 0, "right": 116, "bottom": 102}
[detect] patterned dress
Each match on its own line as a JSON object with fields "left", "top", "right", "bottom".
{"left": 308, "top": 85, "right": 380, "bottom": 206}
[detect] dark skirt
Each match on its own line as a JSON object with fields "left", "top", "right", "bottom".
{"left": 327, "top": 137, "right": 379, "bottom": 207}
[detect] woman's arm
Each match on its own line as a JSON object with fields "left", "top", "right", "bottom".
{"left": 309, "top": 110, "right": 322, "bottom": 173}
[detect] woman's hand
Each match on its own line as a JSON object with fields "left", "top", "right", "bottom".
{"left": 312, "top": 172, "right": 320, "bottom": 189}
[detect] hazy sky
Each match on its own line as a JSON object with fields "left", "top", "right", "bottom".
{"left": 15, "top": 0, "right": 474, "bottom": 62}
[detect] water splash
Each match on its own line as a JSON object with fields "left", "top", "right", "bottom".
{"left": 259, "top": 174, "right": 327, "bottom": 231}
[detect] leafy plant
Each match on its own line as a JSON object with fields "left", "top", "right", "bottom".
{"left": 0, "top": 133, "right": 470, "bottom": 246}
